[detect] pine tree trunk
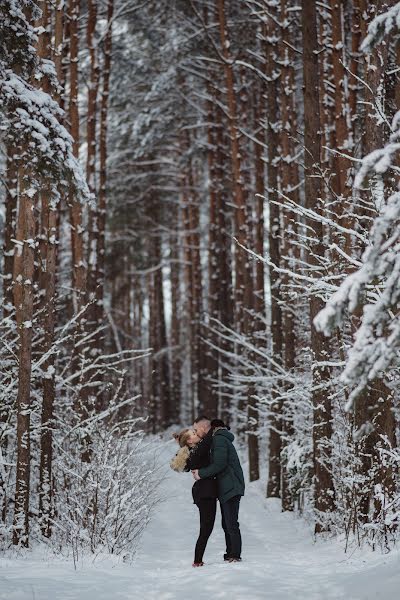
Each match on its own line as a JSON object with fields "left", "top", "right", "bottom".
{"left": 247, "top": 84, "right": 265, "bottom": 483}
{"left": 215, "top": 100, "right": 234, "bottom": 421}
{"left": 187, "top": 156, "right": 205, "bottom": 412}
{"left": 86, "top": 0, "right": 102, "bottom": 361}
{"left": 217, "top": 0, "right": 247, "bottom": 331}
{"left": 182, "top": 182, "right": 194, "bottom": 421}
{"left": 12, "top": 170, "right": 37, "bottom": 546}
{"left": 331, "top": 0, "right": 349, "bottom": 203}
{"left": 68, "top": 0, "right": 86, "bottom": 313}
{"left": 279, "top": 0, "right": 298, "bottom": 511}
{"left": 302, "top": 0, "right": 335, "bottom": 532}
{"left": 37, "top": 0, "right": 59, "bottom": 538}
{"left": 266, "top": 12, "right": 283, "bottom": 499}
{"left": 1, "top": 146, "right": 17, "bottom": 524}
{"left": 352, "top": 0, "right": 396, "bottom": 527}
{"left": 3, "top": 148, "right": 17, "bottom": 318}
{"left": 68, "top": 0, "right": 91, "bottom": 461}
{"left": 205, "top": 87, "right": 221, "bottom": 417}
{"left": 147, "top": 203, "right": 171, "bottom": 430}
{"left": 349, "top": 0, "right": 362, "bottom": 119}
{"left": 155, "top": 232, "right": 171, "bottom": 429}
{"left": 96, "top": 0, "right": 114, "bottom": 354}
{"left": 169, "top": 226, "right": 182, "bottom": 424}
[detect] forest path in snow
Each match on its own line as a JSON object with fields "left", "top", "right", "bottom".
{"left": 1, "top": 437, "right": 400, "bottom": 600}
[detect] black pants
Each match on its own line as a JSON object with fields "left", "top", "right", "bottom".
{"left": 194, "top": 498, "right": 217, "bottom": 563}
{"left": 221, "top": 495, "right": 242, "bottom": 559}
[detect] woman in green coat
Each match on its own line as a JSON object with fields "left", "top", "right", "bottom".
{"left": 192, "top": 419, "right": 245, "bottom": 562}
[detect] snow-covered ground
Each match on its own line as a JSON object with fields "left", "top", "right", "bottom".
{"left": 1, "top": 438, "right": 400, "bottom": 600}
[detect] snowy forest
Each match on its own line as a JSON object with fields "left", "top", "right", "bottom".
{"left": 1, "top": 0, "right": 400, "bottom": 597}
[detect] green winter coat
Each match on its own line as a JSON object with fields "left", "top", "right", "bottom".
{"left": 198, "top": 429, "right": 245, "bottom": 504}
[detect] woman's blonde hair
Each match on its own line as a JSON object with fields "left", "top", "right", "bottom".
{"left": 172, "top": 428, "right": 193, "bottom": 448}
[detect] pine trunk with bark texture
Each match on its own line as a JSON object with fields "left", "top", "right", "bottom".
{"left": 266, "top": 12, "right": 283, "bottom": 499}
{"left": 37, "top": 0, "right": 58, "bottom": 538}
{"left": 12, "top": 170, "right": 37, "bottom": 546}
{"left": 302, "top": 0, "right": 335, "bottom": 532}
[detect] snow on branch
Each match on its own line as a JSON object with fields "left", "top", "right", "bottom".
{"left": 314, "top": 190, "right": 400, "bottom": 394}
{"left": 360, "top": 2, "right": 400, "bottom": 53}
{"left": 314, "top": 3, "right": 400, "bottom": 409}
{"left": 0, "top": 0, "right": 90, "bottom": 202}
{"left": 0, "top": 71, "right": 89, "bottom": 200}
{"left": 315, "top": 149, "right": 400, "bottom": 408}
{"left": 354, "top": 109, "right": 400, "bottom": 188}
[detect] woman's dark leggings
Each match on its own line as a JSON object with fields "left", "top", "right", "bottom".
{"left": 194, "top": 498, "right": 217, "bottom": 563}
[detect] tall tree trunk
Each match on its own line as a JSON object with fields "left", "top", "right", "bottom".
{"left": 182, "top": 181, "right": 194, "bottom": 421}
{"left": 349, "top": 0, "right": 362, "bottom": 120}
{"left": 352, "top": 0, "right": 396, "bottom": 528}
{"left": 302, "top": 0, "right": 335, "bottom": 532}
{"left": 330, "top": 0, "right": 349, "bottom": 204}
{"left": 169, "top": 225, "right": 182, "bottom": 424}
{"left": 155, "top": 232, "right": 171, "bottom": 429}
{"left": 266, "top": 12, "right": 283, "bottom": 499}
{"left": 3, "top": 148, "right": 17, "bottom": 319}
{"left": 37, "top": 0, "right": 59, "bottom": 539}
{"left": 330, "top": 0, "right": 354, "bottom": 259}
{"left": 132, "top": 274, "right": 145, "bottom": 416}
{"left": 68, "top": 0, "right": 86, "bottom": 313}
{"left": 86, "top": 0, "right": 102, "bottom": 361}
{"left": 214, "top": 99, "right": 234, "bottom": 421}
{"left": 247, "top": 83, "right": 265, "bottom": 483}
{"left": 12, "top": 171, "right": 37, "bottom": 546}
{"left": 96, "top": 0, "right": 114, "bottom": 356}
{"left": 187, "top": 156, "right": 205, "bottom": 413}
{"left": 1, "top": 146, "right": 17, "bottom": 524}
{"left": 279, "top": 0, "right": 298, "bottom": 511}
{"left": 147, "top": 204, "right": 171, "bottom": 430}
{"left": 217, "top": 0, "right": 247, "bottom": 332}
{"left": 68, "top": 0, "right": 91, "bottom": 461}
{"left": 205, "top": 83, "right": 221, "bottom": 417}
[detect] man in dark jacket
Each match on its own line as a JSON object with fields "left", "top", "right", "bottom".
{"left": 192, "top": 420, "right": 245, "bottom": 562}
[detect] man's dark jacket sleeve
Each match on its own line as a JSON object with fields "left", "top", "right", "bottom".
{"left": 198, "top": 436, "right": 228, "bottom": 479}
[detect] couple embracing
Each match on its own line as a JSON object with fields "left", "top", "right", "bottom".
{"left": 171, "top": 416, "right": 245, "bottom": 567}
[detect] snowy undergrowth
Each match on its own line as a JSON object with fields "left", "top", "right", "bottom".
{"left": 1, "top": 422, "right": 164, "bottom": 563}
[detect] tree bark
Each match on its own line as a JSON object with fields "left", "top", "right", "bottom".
{"left": 265, "top": 12, "right": 283, "bottom": 499}
{"left": 279, "top": 0, "right": 298, "bottom": 511}
{"left": 12, "top": 170, "right": 37, "bottom": 546}
{"left": 247, "top": 82, "right": 265, "bottom": 483}
{"left": 148, "top": 204, "right": 171, "bottom": 430}
{"left": 169, "top": 225, "right": 182, "bottom": 424}
{"left": 68, "top": 0, "right": 92, "bottom": 461}
{"left": 352, "top": 0, "right": 397, "bottom": 529}
{"left": 3, "top": 148, "right": 17, "bottom": 318}
{"left": 68, "top": 0, "right": 86, "bottom": 313}
{"left": 37, "top": 0, "right": 59, "bottom": 539}
{"left": 86, "top": 0, "right": 102, "bottom": 363}
{"left": 96, "top": 0, "right": 114, "bottom": 351}
{"left": 217, "top": 0, "right": 247, "bottom": 331}
{"left": 205, "top": 82, "right": 221, "bottom": 417}
{"left": 302, "top": 0, "right": 335, "bottom": 532}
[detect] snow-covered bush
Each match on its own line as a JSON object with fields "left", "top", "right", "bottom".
{"left": 54, "top": 421, "right": 160, "bottom": 559}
